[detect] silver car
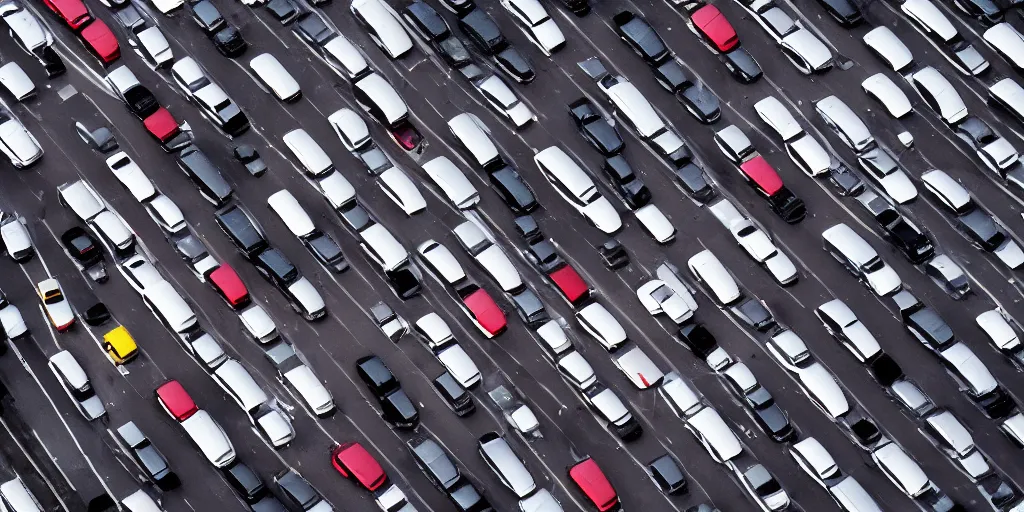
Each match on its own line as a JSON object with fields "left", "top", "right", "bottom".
{"left": 753, "top": 7, "right": 832, "bottom": 74}
{"left": 871, "top": 440, "right": 932, "bottom": 498}
{"left": 815, "top": 96, "right": 874, "bottom": 153}
{"left": 474, "top": 73, "right": 534, "bottom": 128}
{"left": 862, "top": 26, "right": 914, "bottom": 73}
{"left": 114, "top": 4, "right": 172, "bottom": 68}
{"left": 414, "top": 313, "right": 481, "bottom": 388}
{"left": 861, "top": 74, "right": 912, "bottom": 118}
{"left": 753, "top": 96, "right": 833, "bottom": 176}
{"left": 575, "top": 302, "right": 626, "bottom": 351}
{"left": 48, "top": 350, "right": 105, "bottom": 420}
{"left": 0, "top": 108, "right": 41, "bottom": 167}
{"left": 422, "top": 156, "right": 480, "bottom": 210}
{"left": 814, "top": 299, "right": 881, "bottom": 362}
{"left": 909, "top": 67, "right": 968, "bottom": 125}
{"left": 709, "top": 198, "right": 797, "bottom": 285}
{"left": 766, "top": 330, "right": 851, "bottom": 419}
{"left": 170, "top": 57, "right": 248, "bottom": 135}
{"left": 477, "top": 432, "right": 536, "bottom": 498}
{"left": 350, "top": 0, "right": 413, "bottom": 59}
{"left": 0, "top": 0, "right": 50, "bottom": 56}
{"left": 500, "top": 0, "right": 564, "bottom": 56}
{"left": 327, "top": 108, "right": 371, "bottom": 152}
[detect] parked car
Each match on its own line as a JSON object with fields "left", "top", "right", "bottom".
{"left": 855, "top": 147, "right": 918, "bottom": 204}
{"left": 815, "top": 299, "right": 882, "bottom": 363}
{"left": 0, "top": 108, "right": 41, "bottom": 167}
{"left": 976, "top": 309, "right": 1024, "bottom": 363}
{"left": 855, "top": 190, "right": 934, "bottom": 263}
{"left": 38, "top": 278, "right": 74, "bottom": 331}
{"left": 457, "top": 283, "right": 507, "bottom": 337}
{"left": 331, "top": 442, "right": 388, "bottom": 491}
{"left": 722, "top": 362, "right": 794, "bottom": 441}
{"left": 252, "top": 248, "right": 327, "bottom": 320}
{"left": 155, "top": 380, "right": 236, "bottom": 467}
{"left": 861, "top": 73, "right": 912, "bottom": 118}
{"left": 249, "top": 53, "right": 300, "bottom": 102}
{"left": 356, "top": 355, "right": 419, "bottom": 428}
{"left": 909, "top": 67, "right": 968, "bottom": 124}
{"left": 568, "top": 98, "right": 624, "bottom": 156}
{"left": 477, "top": 432, "right": 536, "bottom": 498}
{"left": 535, "top": 146, "right": 622, "bottom": 233}
{"left": 580, "top": 383, "right": 641, "bottom": 440}
{"left": 713, "top": 125, "right": 806, "bottom": 223}
{"left": 434, "top": 371, "right": 475, "bottom": 416}
{"left": 114, "top": 4, "right": 172, "bottom": 68}
{"left": 708, "top": 199, "right": 798, "bottom": 285}
{"left": 821, "top": 223, "right": 902, "bottom": 296}
{"left": 49, "top": 350, "right": 104, "bottom": 420}
{"left": 636, "top": 280, "right": 696, "bottom": 324}
{"left": 351, "top": 0, "right": 413, "bottom": 59}
{"left": 453, "top": 220, "right": 525, "bottom": 294}
{"left": 766, "top": 330, "right": 851, "bottom": 419}
{"left": 414, "top": 313, "right": 482, "bottom": 388}
{"left": 751, "top": 7, "right": 833, "bottom": 74}
{"left": 170, "top": 57, "right": 248, "bottom": 136}
{"left": 117, "top": 422, "right": 176, "bottom": 490}
{"left": 735, "top": 462, "right": 791, "bottom": 511}
{"left": 407, "top": 436, "right": 490, "bottom": 511}
{"left": 653, "top": 59, "right": 721, "bottom": 123}
{"left": 177, "top": 146, "right": 233, "bottom": 206}
{"left": 274, "top": 469, "right": 331, "bottom": 512}
{"left": 500, "top": 0, "right": 564, "bottom": 55}
{"left": 576, "top": 302, "right": 627, "bottom": 351}
{"left": 954, "top": 116, "right": 1019, "bottom": 175}
{"left": 568, "top": 457, "right": 620, "bottom": 511}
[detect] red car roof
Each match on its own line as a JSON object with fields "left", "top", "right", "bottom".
{"left": 462, "top": 288, "right": 506, "bottom": 336}
{"left": 144, "top": 107, "right": 179, "bottom": 142}
{"left": 569, "top": 458, "right": 618, "bottom": 511}
{"left": 739, "top": 155, "right": 784, "bottom": 196}
{"left": 548, "top": 265, "right": 589, "bottom": 306}
{"left": 79, "top": 19, "right": 119, "bottom": 63}
{"left": 331, "top": 442, "right": 387, "bottom": 491}
{"left": 691, "top": 5, "right": 738, "bottom": 53}
{"left": 46, "top": 0, "right": 90, "bottom": 29}
{"left": 208, "top": 264, "right": 249, "bottom": 307}
{"left": 156, "top": 380, "right": 198, "bottom": 421}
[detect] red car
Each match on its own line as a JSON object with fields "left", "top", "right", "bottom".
{"left": 690, "top": 5, "right": 738, "bottom": 53}
{"left": 330, "top": 442, "right": 387, "bottom": 491}
{"left": 458, "top": 284, "right": 506, "bottom": 338}
{"left": 42, "top": 0, "right": 90, "bottom": 29}
{"left": 78, "top": 19, "right": 120, "bottom": 64}
{"left": 206, "top": 264, "right": 250, "bottom": 309}
{"left": 569, "top": 457, "right": 620, "bottom": 512}
{"left": 738, "top": 156, "right": 806, "bottom": 223}
{"left": 549, "top": 265, "right": 589, "bottom": 306}
{"left": 143, "top": 107, "right": 181, "bottom": 142}
{"left": 155, "top": 380, "right": 198, "bottom": 421}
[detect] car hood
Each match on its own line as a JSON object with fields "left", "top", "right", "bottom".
{"left": 532, "top": 19, "right": 565, "bottom": 50}
{"left": 476, "top": 246, "right": 523, "bottom": 292}
{"left": 287, "top": 277, "right": 325, "bottom": 312}
{"left": 878, "top": 170, "right": 918, "bottom": 203}
{"left": 46, "top": 302, "right": 75, "bottom": 325}
{"left": 862, "top": 73, "right": 912, "bottom": 118}
{"left": 788, "top": 135, "right": 832, "bottom": 176}
{"left": 283, "top": 365, "right": 334, "bottom": 414}
{"left": 954, "top": 44, "right": 990, "bottom": 75}
{"left": 865, "top": 264, "right": 902, "bottom": 296}
{"left": 614, "top": 346, "right": 664, "bottom": 388}
{"left": 782, "top": 29, "right": 832, "bottom": 70}
{"left": 580, "top": 196, "right": 622, "bottom": 234}
{"left": 796, "top": 363, "right": 850, "bottom": 418}
{"left": 0, "top": 304, "right": 27, "bottom": 338}
{"left": 436, "top": 344, "right": 481, "bottom": 388}
{"left": 507, "top": 101, "right": 534, "bottom": 128}
{"left": 180, "top": 410, "right": 234, "bottom": 466}
{"left": 994, "top": 238, "right": 1024, "bottom": 269}
{"left": 0, "top": 64, "right": 32, "bottom": 101}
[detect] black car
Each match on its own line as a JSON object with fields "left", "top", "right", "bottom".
{"left": 653, "top": 60, "right": 721, "bottom": 124}
{"left": 190, "top": 0, "right": 225, "bottom": 33}
{"left": 513, "top": 215, "right": 541, "bottom": 242}
{"left": 722, "top": 366, "right": 794, "bottom": 442}
{"left": 448, "top": 481, "right": 492, "bottom": 512}
{"left": 215, "top": 203, "right": 267, "bottom": 259}
{"left": 459, "top": 9, "right": 506, "bottom": 54}
{"left": 212, "top": 25, "right": 247, "bottom": 57}
{"left": 266, "top": 0, "right": 301, "bottom": 24}
{"left": 602, "top": 156, "right": 651, "bottom": 208}
{"left": 978, "top": 473, "right": 1021, "bottom": 509}
{"left": 274, "top": 470, "right": 326, "bottom": 511}
{"left": 868, "top": 353, "right": 903, "bottom": 386}
{"left": 60, "top": 227, "right": 107, "bottom": 282}
{"left": 598, "top": 239, "right": 629, "bottom": 269}
{"left": 122, "top": 82, "right": 159, "bottom": 119}
{"left": 387, "top": 261, "right": 423, "bottom": 300}
{"left": 647, "top": 454, "right": 687, "bottom": 495}
{"left": 304, "top": 231, "right": 348, "bottom": 272}
{"left": 81, "top": 301, "right": 111, "bottom": 326}
{"left": 489, "top": 166, "right": 538, "bottom": 213}
{"left": 559, "top": 0, "right": 590, "bottom": 16}
{"left": 339, "top": 203, "right": 374, "bottom": 232}
{"left": 858, "top": 191, "right": 934, "bottom": 263}
{"left": 844, "top": 412, "right": 882, "bottom": 446}
{"left": 956, "top": 116, "right": 999, "bottom": 150}
{"left": 117, "top": 422, "right": 177, "bottom": 490}
{"left": 720, "top": 47, "right": 762, "bottom": 83}
{"left": 729, "top": 297, "right": 776, "bottom": 331}
{"left": 674, "top": 163, "right": 716, "bottom": 203}
{"left": 525, "top": 239, "right": 563, "bottom": 273}
{"left": 894, "top": 291, "right": 955, "bottom": 349}
{"left": 75, "top": 122, "right": 117, "bottom": 153}
{"left": 949, "top": 0, "right": 1003, "bottom": 24}
{"left": 675, "top": 323, "right": 723, "bottom": 363}
{"left": 234, "top": 144, "right": 267, "bottom": 177}
{"left": 767, "top": 187, "right": 806, "bottom": 224}
{"left": 958, "top": 209, "right": 1006, "bottom": 251}
{"left": 826, "top": 162, "right": 865, "bottom": 196}
{"left": 436, "top": 36, "right": 472, "bottom": 68}
{"left": 253, "top": 248, "right": 327, "bottom": 318}
{"left": 815, "top": 0, "right": 863, "bottom": 26}
{"left": 434, "top": 371, "right": 475, "bottom": 416}
{"left": 612, "top": 11, "right": 670, "bottom": 65}
{"left": 40, "top": 46, "right": 66, "bottom": 78}
{"left": 224, "top": 462, "right": 275, "bottom": 506}
{"left": 403, "top": 1, "right": 450, "bottom": 42}
{"left": 177, "top": 145, "right": 234, "bottom": 206}
{"left": 494, "top": 47, "right": 535, "bottom": 83}
{"left": 510, "top": 288, "right": 549, "bottom": 328}
{"left": 294, "top": 11, "right": 334, "bottom": 46}
{"left": 357, "top": 355, "right": 419, "bottom": 428}
{"left": 568, "top": 98, "right": 624, "bottom": 156}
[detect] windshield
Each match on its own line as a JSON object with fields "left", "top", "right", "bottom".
{"left": 737, "top": 225, "right": 757, "bottom": 237}
{"left": 44, "top": 291, "right": 63, "bottom": 305}
{"left": 71, "top": 383, "right": 95, "bottom": 401}
{"left": 862, "top": 257, "right": 884, "bottom": 273}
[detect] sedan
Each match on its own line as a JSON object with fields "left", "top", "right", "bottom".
{"left": 114, "top": 5, "right": 172, "bottom": 68}
{"left": 955, "top": 116, "right": 1019, "bottom": 175}
{"left": 457, "top": 284, "right": 507, "bottom": 338}
{"left": 568, "top": 98, "right": 623, "bottom": 156}
{"left": 472, "top": 73, "right": 533, "bottom": 128}
{"left": 274, "top": 470, "right": 331, "bottom": 512}
{"left": 49, "top": 351, "right": 105, "bottom": 420}
{"left": 756, "top": 7, "right": 832, "bottom": 74}
{"left": 689, "top": 4, "right": 739, "bottom": 53}
{"left": 0, "top": 109, "right": 41, "bottom": 168}
{"left": 856, "top": 147, "right": 918, "bottom": 204}
{"left": 855, "top": 190, "right": 934, "bottom": 263}
{"left": 602, "top": 156, "right": 651, "bottom": 209}
{"left": 815, "top": 299, "right": 882, "bottom": 362}
{"left": 861, "top": 73, "right": 912, "bottom": 118}
{"left": 909, "top": 67, "right": 968, "bottom": 125}
{"left": 613, "top": 11, "right": 670, "bottom": 65}
{"left": 331, "top": 442, "right": 387, "bottom": 491}
{"left": 736, "top": 463, "right": 791, "bottom": 511}
{"left": 38, "top": 278, "right": 74, "bottom": 331}
{"left": 351, "top": 0, "right": 412, "bottom": 59}
{"left": 653, "top": 60, "right": 721, "bottom": 123}
{"left": 637, "top": 279, "right": 696, "bottom": 324}
{"left": 500, "top": 0, "right": 565, "bottom": 55}
{"left": 170, "top": 57, "right": 248, "bottom": 136}
{"left": 0, "top": 292, "right": 26, "bottom": 339}
{"left": 921, "top": 170, "right": 1021, "bottom": 257}
{"left": 116, "top": 422, "right": 176, "bottom": 490}
{"left": 816, "top": 0, "right": 862, "bottom": 25}
{"left": 722, "top": 362, "right": 794, "bottom": 441}
{"left": 984, "top": 22, "right": 1024, "bottom": 70}
{"left": 356, "top": 355, "right": 419, "bottom": 428}
{"left": 535, "top": 146, "right": 622, "bottom": 234}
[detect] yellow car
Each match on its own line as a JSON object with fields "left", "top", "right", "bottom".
{"left": 103, "top": 326, "right": 138, "bottom": 364}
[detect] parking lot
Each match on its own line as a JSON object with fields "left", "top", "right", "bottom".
{"left": 1, "top": 0, "right": 1024, "bottom": 508}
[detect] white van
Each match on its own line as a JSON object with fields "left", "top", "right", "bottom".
{"left": 0, "top": 477, "right": 42, "bottom": 511}
{"left": 283, "top": 129, "right": 333, "bottom": 177}
{"left": 144, "top": 280, "right": 197, "bottom": 333}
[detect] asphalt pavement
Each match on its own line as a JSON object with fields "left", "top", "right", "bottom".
{"left": 1, "top": 0, "right": 1024, "bottom": 509}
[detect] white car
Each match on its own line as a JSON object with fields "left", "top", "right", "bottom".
{"left": 114, "top": 5, "right": 172, "bottom": 68}
{"left": 753, "top": 96, "right": 833, "bottom": 176}
{"left": 240, "top": 304, "right": 279, "bottom": 344}
{"left": 636, "top": 280, "right": 696, "bottom": 324}
{"left": 0, "top": 0, "right": 52, "bottom": 55}
{"left": 871, "top": 441, "right": 931, "bottom": 498}
{"left": 909, "top": 67, "right": 968, "bottom": 125}
{"left": 0, "top": 63, "right": 33, "bottom": 101}
{"left": 377, "top": 167, "right": 426, "bottom": 216}
{"left": 263, "top": 341, "right": 335, "bottom": 417}
{"left": 983, "top": 22, "right": 1024, "bottom": 70}
{"left": 414, "top": 313, "right": 481, "bottom": 388}
{"left": 213, "top": 359, "right": 295, "bottom": 448}
{"left": 575, "top": 302, "right": 626, "bottom": 351}
{"left": 170, "top": 57, "right": 247, "bottom": 135}
{"left": 48, "top": 350, "right": 105, "bottom": 420}
{"left": 148, "top": 0, "right": 183, "bottom": 14}
{"left": 612, "top": 344, "right": 664, "bottom": 389}
{"left": 327, "top": 108, "right": 371, "bottom": 152}
{"left": 634, "top": 204, "right": 675, "bottom": 244}
{"left": 499, "top": 0, "right": 565, "bottom": 56}
{"left": 144, "top": 195, "right": 186, "bottom": 235}
{"left": 862, "top": 26, "right": 914, "bottom": 73}
{"left": 0, "top": 293, "right": 27, "bottom": 338}
{"left": 814, "top": 299, "right": 881, "bottom": 363}
{"left": 861, "top": 73, "right": 912, "bottom": 118}
{"left": 900, "top": 0, "right": 988, "bottom": 75}
{"left": 474, "top": 74, "right": 534, "bottom": 128}
{"left": 0, "top": 108, "right": 41, "bottom": 167}
{"left": 37, "top": 278, "right": 74, "bottom": 331}
{"left": 923, "top": 410, "right": 990, "bottom": 480}
{"left": 687, "top": 250, "right": 741, "bottom": 306}
{"left": 855, "top": 148, "right": 918, "bottom": 204}
{"left": 416, "top": 240, "right": 467, "bottom": 286}
{"left": 249, "top": 53, "right": 301, "bottom": 102}
{"left": 452, "top": 221, "right": 523, "bottom": 293}
{"left": 658, "top": 373, "right": 741, "bottom": 462}
{"left": 350, "top": 0, "right": 412, "bottom": 59}
{"left": 156, "top": 382, "right": 235, "bottom": 468}
{"left": 754, "top": 8, "right": 832, "bottom": 74}
{"left": 120, "top": 253, "right": 163, "bottom": 294}
{"left": 106, "top": 152, "right": 156, "bottom": 202}
{"left": 976, "top": 309, "right": 1022, "bottom": 359}
{"left": 815, "top": 96, "right": 874, "bottom": 153}
{"left": 421, "top": 156, "right": 479, "bottom": 210}
{"left": 0, "top": 212, "right": 32, "bottom": 261}
{"left": 766, "top": 330, "right": 850, "bottom": 419}
{"left": 709, "top": 199, "right": 797, "bottom": 285}
{"left": 534, "top": 146, "right": 621, "bottom": 234}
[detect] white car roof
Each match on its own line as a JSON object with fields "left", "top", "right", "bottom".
{"left": 137, "top": 26, "right": 171, "bottom": 63}
{"left": 477, "top": 245, "right": 523, "bottom": 292}
{"left": 986, "top": 23, "right": 1024, "bottom": 66}
{"left": 871, "top": 442, "right": 929, "bottom": 497}
{"left": 902, "top": 0, "right": 957, "bottom": 41}
{"left": 535, "top": 146, "right": 596, "bottom": 200}
{"left": 49, "top": 350, "right": 88, "bottom": 389}
{"left": 723, "top": 362, "right": 758, "bottom": 392}
{"left": 316, "top": 171, "right": 356, "bottom": 210}
{"left": 614, "top": 345, "right": 664, "bottom": 388}
{"left": 240, "top": 304, "right": 277, "bottom": 342}
{"left": 635, "top": 204, "right": 675, "bottom": 243}
{"left": 660, "top": 373, "right": 701, "bottom": 416}
{"left": 0, "top": 116, "right": 39, "bottom": 165}
{"left": 791, "top": 437, "right": 838, "bottom": 480}
{"left": 145, "top": 195, "right": 185, "bottom": 232}
{"left": 323, "top": 34, "right": 370, "bottom": 79}
{"left": 106, "top": 152, "right": 156, "bottom": 202}
{"left": 815, "top": 96, "right": 873, "bottom": 151}
{"left": 576, "top": 302, "right": 627, "bottom": 346}
{"left": 0, "top": 477, "right": 43, "bottom": 512}
{"left": 121, "top": 490, "right": 163, "bottom": 512}
{"left": 2, "top": 3, "right": 50, "bottom": 51}
{"left": 436, "top": 343, "right": 480, "bottom": 387}
{"left": 911, "top": 67, "right": 967, "bottom": 124}
{"left": 536, "top": 320, "right": 570, "bottom": 355}
{"left": 479, "top": 435, "right": 535, "bottom": 497}
{"left": 416, "top": 240, "right": 466, "bottom": 285}
{"left": 106, "top": 65, "right": 141, "bottom": 95}
{"left": 171, "top": 57, "right": 205, "bottom": 87}
{"left": 214, "top": 359, "right": 268, "bottom": 411}
{"left": 286, "top": 277, "right": 325, "bottom": 314}
{"left": 283, "top": 128, "right": 333, "bottom": 177}
{"left": 800, "top": 363, "right": 851, "bottom": 418}
{"left": 989, "top": 78, "right": 1024, "bottom": 115}
{"left": 268, "top": 189, "right": 315, "bottom": 238}
{"left": 940, "top": 342, "right": 997, "bottom": 395}
{"left": 59, "top": 180, "right": 104, "bottom": 220}
{"left": 976, "top": 310, "right": 1018, "bottom": 350}
{"left": 861, "top": 73, "right": 912, "bottom": 118}
{"left": 0, "top": 214, "right": 30, "bottom": 254}
{"left": 478, "top": 74, "right": 518, "bottom": 108}
{"left": 557, "top": 351, "right": 595, "bottom": 386}
{"left": 180, "top": 409, "right": 234, "bottom": 467}
{"left": 0, "top": 62, "right": 34, "bottom": 100}
{"left": 449, "top": 113, "right": 499, "bottom": 168}
{"left": 189, "top": 334, "right": 226, "bottom": 371}
{"left": 600, "top": 76, "right": 664, "bottom": 138}
{"left": 508, "top": 0, "right": 549, "bottom": 23}
{"left": 91, "top": 211, "right": 134, "bottom": 248}
{"left": 416, "top": 312, "right": 453, "bottom": 346}
{"left": 422, "top": 156, "right": 479, "bottom": 210}
{"left": 688, "top": 250, "right": 740, "bottom": 305}
{"left": 284, "top": 365, "right": 333, "bottom": 414}
{"left": 350, "top": 0, "right": 413, "bottom": 58}
{"left": 327, "top": 108, "right": 370, "bottom": 151}
{"left": 354, "top": 73, "right": 408, "bottom": 126}
{"left": 689, "top": 407, "right": 742, "bottom": 461}
{"left": 249, "top": 53, "right": 300, "bottom": 100}
{"left": 378, "top": 167, "right": 426, "bottom": 215}
{"left": 830, "top": 477, "right": 883, "bottom": 512}
{"left": 754, "top": 96, "right": 802, "bottom": 141}
{"left": 921, "top": 169, "right": 971, "bottom": 211}
{"left": 589, "top": 386, "right": 629, "bottom": 421}
{"left": 782, "top": 28, "right": 832, "bottom": 69}
{"left": 925, "top": 410, "right": 974, "bottom": 456}
{"left": 519, "top": 488, "right": 562, "bottom": 512}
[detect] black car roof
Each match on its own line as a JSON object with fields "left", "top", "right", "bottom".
{"left": 357, "top": 356, "right": 398, "bottom": 392}
{"left": 227, "top": 462, "right": 264, "bottom": 495}
{"left": 192, "top": 1, "right": 223, "bottom": 26}
{"left": 459, "top": 9, "right": 504, "bottom": 51}
{"left": 491, "top": 167, "right": 536, "bottom": 207}
{"left": 512, "top": 288, "right": 543, "bottom": 313}
{"left": 216, "top": 205, "right": 265, "bottom": 249}
{"left": 256, "top": 247, "right": 297, "bottom": 281}
{"left": 276, "top": 470, "right": 317, "bottom": 507}
{"left": 406, "top": 1, "right": 449, "bottom": 39}
{"left": 296, "top": 13, "right": 332, "bottom": 44}
{"left": 434, "top": 372, "right": 467, "bottom": 400}
{"left": 908, "top": 308, "right": 954, "bottom": 346}
{"left": 649, "top": 454, "right": 685, "bottom": 485}
{"left": 527, "top": 239, "right": 559, "bottom": 265}
{"left": 655, "top": 59, "right": 688, "bottom": 89}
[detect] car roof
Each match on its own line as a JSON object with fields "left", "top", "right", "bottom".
{"left": 941, "top": 342, "right": 997, "bottom": 394}
{"left": 214, "top": 359, "right": 267, "bottom": 410}
{"left": 990, "top": 77, "right": 1024, "bottom": 113}
{"left": 977, "top": 309, "right": 1017, "bottom": 346}
{"left": 335, "top": 442, "right": 385, "bottom": 488}
{"left": 921, "top": 169, "right": 970, "bottom": 210}
{"left": 577, "top": 302, "right": 626, "bottom": 344}
{"left": 209, "top": 265, "right": 248, "bottom": 301}
{"left": 479, "top": 434, "right": 536, "bottom": 497}
{"left": 49, "top": 350, "right": 88, "bottom": 389}
{"left": 415, "top": 312, "right": 453, "bottom": 344}
{"left": 754, "top": 96, "right": 801, "bottom": 141}
{"left": 912, "top": 67, "right": 967, "bottom": 123}
{"left": 569, "top": 458, "right": 616, "bottom": 506}
{"left": 723, "top": 362, "right": 758, "bottom": 392}
{"left": 830, "top": 476, "right": 883, "bottom": 512}
{"left": 924, "top": 410, "right": 974, "bottom": 454}
{"left": 323, "top": 34, "right": 370, "bottom": 79}
{"left": 156, "top": 380, "right": 197, "bottom": 419}
{"left": 660, "top": 372, "right": 701, "bottom": 416}
{"left": 361, "top": 223, "right": 407, "bottom": 271}
{"left": 862, "top": 73, "right": 912, "bottom": 117}
{"left": 692, "top": 5, "right": 737, "bottom": 50}
{"left": 822, "top": 223, "right": 878, "bottom": 265}
{"left": 614, "top": 345, "right": 664, "bottom": 388}
{"left": 449, "top": 113, "right": 499, "bottom": 166}
{"left": 534, "top": 146, "right": 596, "bottom": 200}
{"left": 689, "top": 407, "right": 742, "bottom": 460}
{"left": 59, "top": 180, "right": 104, "bottom": 220}
{"left": 739, "top": 156, "right": 784, "bottom": 195}
{"left": 688, "top": 250, "right": 740, "bottom": 305}
{"left": 872, "top": 442, "right": 929, "bottom": 495}
{"left": 249, "top": 53, "right": 299, "bottom": 98}
{"left": 422, "top": 156, "right": 478, "bottom": 207}
{"left": 317, "top": 171, "right": 356, "bottom": 210}
{"left": 600, "top": 76, "right": 664, "bottom": 137}
{"left": 791, "top": 437, "right": 838, "bottom": 478}
{"left": 354, "top": 73, "right": 408, "bottom": 126}
{"left": 816, "top": 95, "right": 873, "bottom": 148}
{"left": 351, "top": 0, "right": 412, "bottom": 57}
{"left": 409, "top": 437, "right": 459, "bottom": 486}
{"left": 268, "top": 190, "right": 315, "bottom": 238}
{"left": 327, "top": 108, "right": 370, "bottom": 148}
{"left": 902, "top": 0, "right": 957, "bottom": 40}
{"left": 891, "top": 379, "right": 932, "bottom": 412}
